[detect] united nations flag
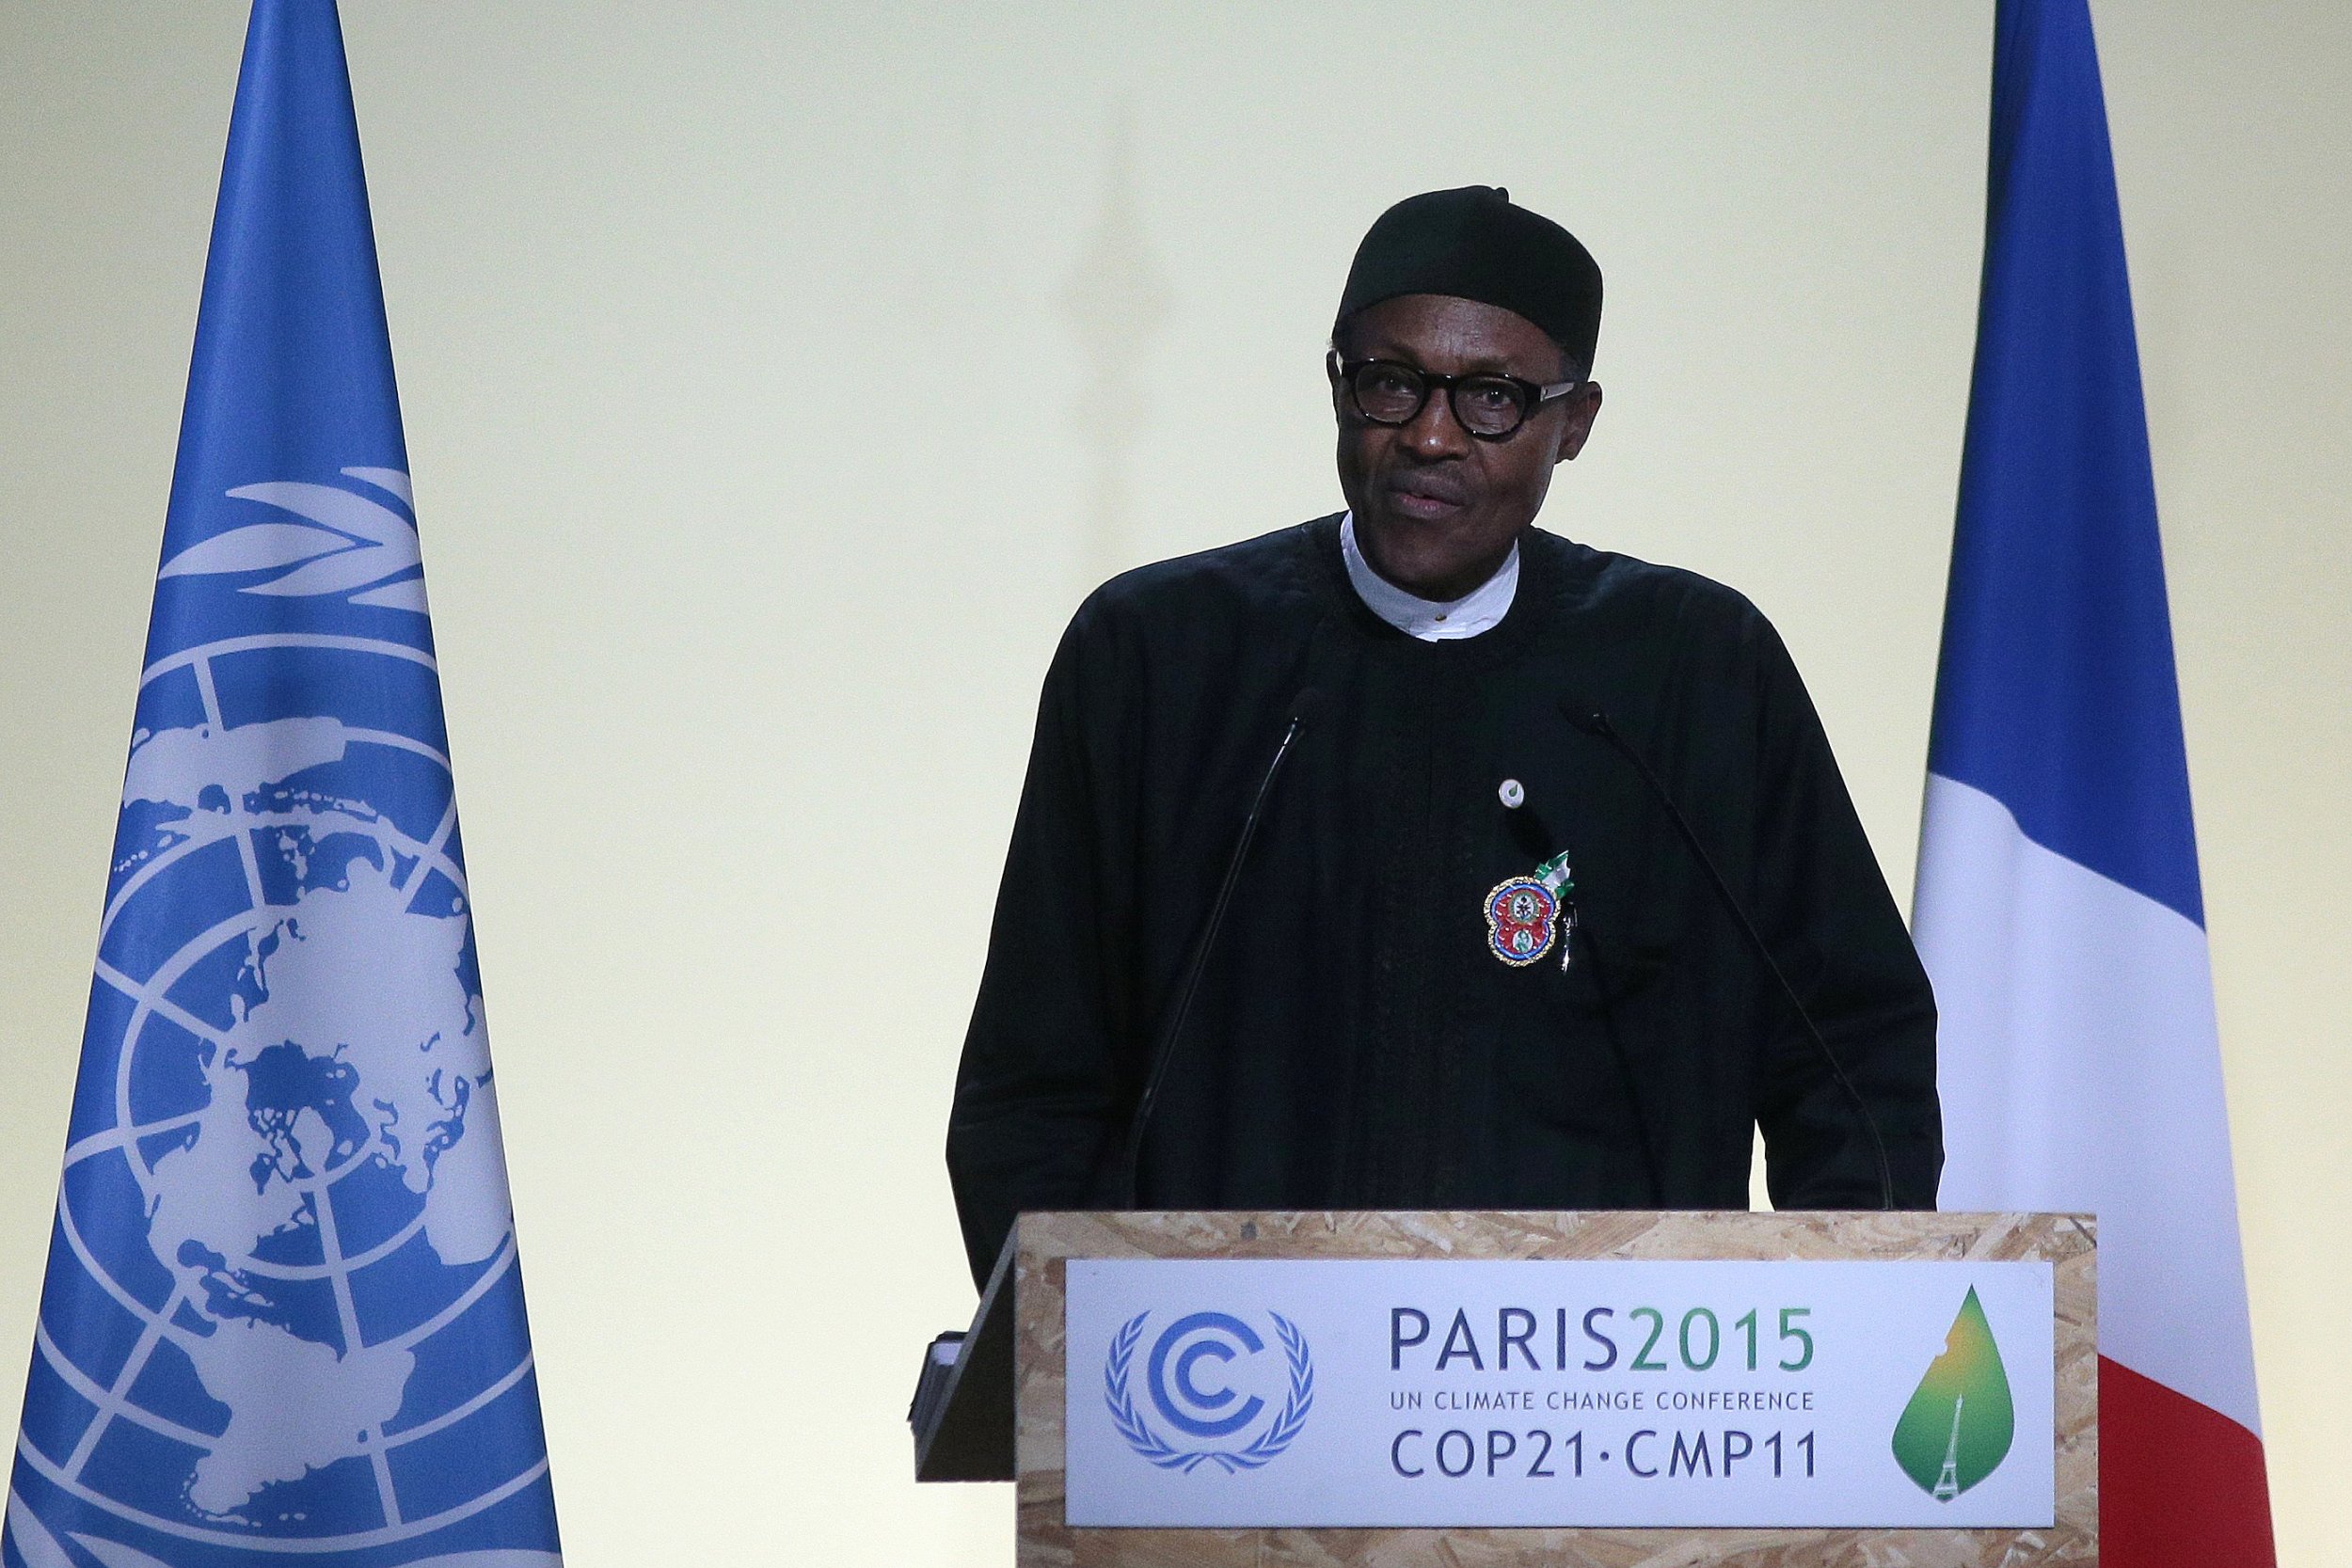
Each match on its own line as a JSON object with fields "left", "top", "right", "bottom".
{"left": 3, "top": 5, "right": 562, "bottom": 1563}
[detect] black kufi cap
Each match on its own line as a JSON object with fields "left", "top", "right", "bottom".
{"left": 1335, "top": 185, "right": 1602, "bottom": 374}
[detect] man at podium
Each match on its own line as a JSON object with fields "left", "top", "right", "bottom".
{"left": 946, "top": 186, "right": 1941, "bottom": 1290}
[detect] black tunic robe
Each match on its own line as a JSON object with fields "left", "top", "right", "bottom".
{"left": 946, "top": 515, "right": 1939, "bottom": 1286}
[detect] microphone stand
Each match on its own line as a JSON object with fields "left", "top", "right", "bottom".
{"left": 1113, "top": 689, "right": 1324, "bottom": 1207}
{"left": 1564, "top": 701, "right": 1897, "bottom": 1211}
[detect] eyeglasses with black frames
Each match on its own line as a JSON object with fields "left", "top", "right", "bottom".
{"left": 1330, "top": 355, "right": 1583, "bottom": 441}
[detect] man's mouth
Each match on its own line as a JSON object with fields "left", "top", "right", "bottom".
{"left": 1383, "top": 474, "right": 1471, "bottom": 521}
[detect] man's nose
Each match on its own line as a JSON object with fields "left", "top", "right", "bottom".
{"left": 1403, "top": 386, "right": 1471, "bottom": 457}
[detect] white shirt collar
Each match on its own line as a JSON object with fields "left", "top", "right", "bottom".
{"left": 1339, "top": 512, "right": 1519, "bottom": 641}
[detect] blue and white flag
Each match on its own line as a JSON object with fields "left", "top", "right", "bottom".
{"left": 5, "top": 5, "right": 562, "bottom": 1564}
{"left": 1915, "top": 2, "right": 2272, "bottom": 1563}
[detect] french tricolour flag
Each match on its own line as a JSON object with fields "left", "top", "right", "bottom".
{"left": 1915, "top": 2, "right": 2276, "bottom": 1563}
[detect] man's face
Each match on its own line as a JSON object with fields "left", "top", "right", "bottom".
{"left": 1332, "top": 293, "right": 1602, "bottom": 601}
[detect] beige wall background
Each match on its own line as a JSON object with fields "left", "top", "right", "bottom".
{"left": 2, "top": 3, "right": 2344, "bottom": 1560}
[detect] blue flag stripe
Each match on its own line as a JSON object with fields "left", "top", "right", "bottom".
{"left": 1926, "top": 0, "right": 2204, "bottom": 927}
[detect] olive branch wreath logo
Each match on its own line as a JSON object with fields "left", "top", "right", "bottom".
{"left": 1103, "top": 1310, "right": 1314, "bottom": 1473}
{"left": 159, "top": 468, "right": 429, "bottom": 613}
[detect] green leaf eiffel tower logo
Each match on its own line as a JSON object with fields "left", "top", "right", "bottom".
{"left": 1891, "top": 1287, "right": 2016, "bottom": 1498}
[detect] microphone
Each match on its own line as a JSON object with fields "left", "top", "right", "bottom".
{"left": 1562, "top": 701, "right": 1897, "bottom": 1212}
{"left": 1115, "top": 687, "right": 1325, "bottom": 1206}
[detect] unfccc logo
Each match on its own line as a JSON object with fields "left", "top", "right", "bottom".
{"left": 1104, "top": 1310, "right": 1314, "bottom": 1472}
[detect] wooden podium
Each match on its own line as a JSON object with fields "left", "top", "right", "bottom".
{"left": 915, "top": 1210, "right": 2096, "bottom": 1567}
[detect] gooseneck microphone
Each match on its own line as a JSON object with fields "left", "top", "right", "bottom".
{"left": 1562, "top": 701, "right": 1897, "bottom": 1212}
{"left": 1115, "top": 688, "right": 1326, "bottom": 1206}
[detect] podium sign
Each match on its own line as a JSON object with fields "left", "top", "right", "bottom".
{"left": 1009, "top": 1212, "right": 2094, "bottom": 1567}
{"left": 1065, "top": 1257, "right": 2055, "bottom": 1529}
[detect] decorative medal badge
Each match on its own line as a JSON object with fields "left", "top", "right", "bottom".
{"left": 1484, "top": 878, "right": 1557, "bottom": 965}
{"left": 1484, "top": 851, "right": 1577, "bottom": 969}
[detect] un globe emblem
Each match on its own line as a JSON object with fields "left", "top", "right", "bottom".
{"left": 12, "top": 631, "right": 551, "bottom": 1557}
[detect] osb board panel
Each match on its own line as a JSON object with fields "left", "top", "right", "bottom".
{"left": 1014, "top": 1211, "right": 2096, "bottom": 1568}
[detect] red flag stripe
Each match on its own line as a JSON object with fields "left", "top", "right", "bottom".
{"left": 2100, "top": 1354, "right": 2275, "bottom": 1568}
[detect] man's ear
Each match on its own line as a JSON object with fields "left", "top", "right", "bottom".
{"left": 1554, "top": 381, "right": 1603, "bottom": 464}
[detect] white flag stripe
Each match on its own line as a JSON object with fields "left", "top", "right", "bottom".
{"left": 1917, "top": 774, "right": 2261, "bottom": 1436}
